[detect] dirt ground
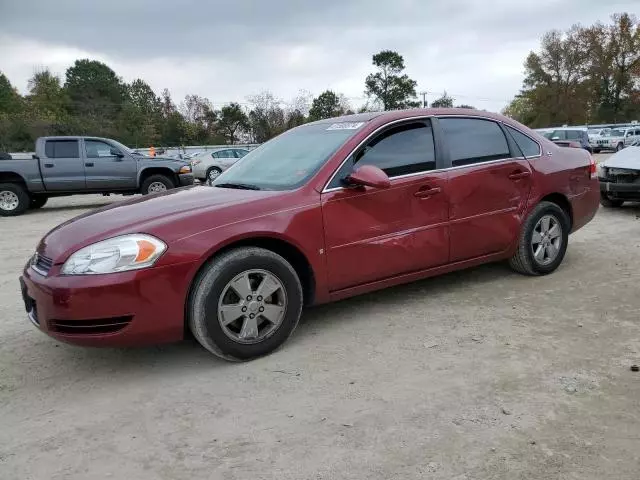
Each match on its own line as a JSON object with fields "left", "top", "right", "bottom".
{"left": 2, "top": 167, "right": 640, "bottom": 479}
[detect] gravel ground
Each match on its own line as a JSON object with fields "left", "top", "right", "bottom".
{"left": 2, "top": 165, "right": 640, "bottom": 479}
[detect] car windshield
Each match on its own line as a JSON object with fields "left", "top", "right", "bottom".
{"left": 605, "top": 129, "right": 624, "bottom": 137}
{"left": 213, "top": 122, "right": 363, "bottom": 190}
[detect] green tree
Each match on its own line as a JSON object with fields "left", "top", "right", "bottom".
{"left": 247, "top": 91, "right": 286, "bottom": 143}
{"left": 0, "top": 72, "right": 22, "bottom": 114}
{"left": 456, "top": 104, "right": 476, "bottom": 109}
{"left": 430, "top": 91, "right": 454, "bottom": 108}
{"left": 308, "top": 90, "right": 344, "bottom": 121}
{"left": 217, "top": 103, "right": 249, "bottom": 144}
{"left": 365, "top": 50, "right": 419, "bottom": 110}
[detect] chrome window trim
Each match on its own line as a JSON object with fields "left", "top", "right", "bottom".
{"left": 321, "top": 114, "right": 541, "bottom": 193}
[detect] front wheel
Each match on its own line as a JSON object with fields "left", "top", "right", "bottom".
{"left": 0, "top": 183, "right": 30, "bottom": 217}
{"left": 600, "top": 192, "right": 624, "bottom": 208}
{"left": 509, "top": 202, "right": 570, "bottom": 276}
{"left": 141, "top": 174, "right": 175, "bottom": 195}
{"left": 616, "top": 143, "right": 624, "bottom": 152}
{"left": 188, "top": 247, "right": 303, "bottom": 361}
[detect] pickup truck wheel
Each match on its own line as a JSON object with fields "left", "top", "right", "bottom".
{"left": 600, "top": 192, "right": 624, "bottom": 208}
{"left": 0, "top": 183, "right": 30, "bottom": 217}
{"left": 509, "top": 201, "right": 570, "bottom": 276}
{"left": 141, "top": 174, "right": 174, "bottom": 195}
{"left": 188, "top": 247, "right": 303, "bottom": 361}
{"left": 30, "top": 196, "right": 48, "bottom": 209}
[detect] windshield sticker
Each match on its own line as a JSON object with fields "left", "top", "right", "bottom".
{"left": 326, "top": 122, "right": 364, "bottom": 131}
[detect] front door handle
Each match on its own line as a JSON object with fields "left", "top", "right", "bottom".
{"left": 414, "top": 186, "right": 442, "bottom": 198}
{"left": 508, "top": 170, "right": 531, "bottom": 180}
{"left": 85, "top": 162, "right": 94, "bottom": 167}
{"left": 44, "top": 163, "right": 54, "bottom": 168}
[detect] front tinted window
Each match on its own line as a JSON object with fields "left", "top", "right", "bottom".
{"left": 44, "top": 140, "right": 79, "bottom": 158}
{"left": 355, "top": 122, "right": 435, "bottom": 177}
{"left": 506, "top": 126, "right": 541, "bottom": 157}
{"left": 85, "top": 140, "right": 116, "bottom": 158}
{"left": 440, "top": 118, "right": 510, "bottom": 166}
{"left": 214, "top": 122, "right": 361, "bottom": 190}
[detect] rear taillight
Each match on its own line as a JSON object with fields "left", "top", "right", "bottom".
{"left": 589, "top": 155, "right": 597, "bottom": 179}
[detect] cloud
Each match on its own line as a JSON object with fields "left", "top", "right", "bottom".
{"left": 0, "top": 0, "right": 637, "bottom": 112}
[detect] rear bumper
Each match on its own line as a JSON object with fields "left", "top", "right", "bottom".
{"left": 178, "top": 173, "right": 194, "bottom": 186}
{"left": 20, "top": 260, "right": 197, "bottom": 347}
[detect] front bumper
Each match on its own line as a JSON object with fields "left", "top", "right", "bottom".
{"left": 178, "top": 173, "right": 194, "bottom": 186}
{"left": 20, "top": 260, "right": 197, "bottom": 347}
{"left": 599, "top": 179, "right": 640, "bottom": 199}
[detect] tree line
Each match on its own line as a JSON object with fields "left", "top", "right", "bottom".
{"left": 1, "top": 11, "right": 637, "bottom": 151}
{"left": 503, "top": 12, "right": 639, "bottom": 127}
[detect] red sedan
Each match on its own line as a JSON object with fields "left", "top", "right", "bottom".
{"left": 20, "top": 109, "right": 599, "bottom": 361}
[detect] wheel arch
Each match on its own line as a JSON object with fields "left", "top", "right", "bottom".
{"left": 184, "top": 235, "right": 317, "bottom": 333}
{"left": 138, "top": 167, "right": 178, "bottom": 187}
{"left": 0, "top": 171, "right": 29, "bottom": 188}
{"left": 538, "top": 192, "right": 573, "bottom": 229}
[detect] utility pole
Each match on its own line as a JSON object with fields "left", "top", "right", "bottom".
{"left": 420, "top": 91, "right": 428, "bottom": 108}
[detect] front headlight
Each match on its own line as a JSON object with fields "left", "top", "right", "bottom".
{"left": 61, "top": 234, "right": 167, "bottom": 275}
{"left": 179, "top": 165, "right": 192, "bottom": 174}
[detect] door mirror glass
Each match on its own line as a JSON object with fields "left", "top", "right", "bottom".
{"left": 346, "top": 165, "right": 391, "bottom": 189}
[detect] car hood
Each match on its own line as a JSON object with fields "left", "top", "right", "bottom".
{"left": 601, "top": 146, "right": 640, "bottom": 170}
{"left": 38, "top": 186, "right": 294, "bottom": 262}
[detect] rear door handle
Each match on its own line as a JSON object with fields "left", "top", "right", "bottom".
{"left": 44, "top": 163, "right": 54, "bottom": 168}
{"left": 414, "top": 186, "right": 442, "bottom": 198}
{"left": 85, "top": 162, "right": 94, "bottom": 167}
{"left": 508, "top": 170, "right": 531, "bottom": 180}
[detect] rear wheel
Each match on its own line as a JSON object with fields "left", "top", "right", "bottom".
{"left": 30, "top": 196, "right": 48, "bottom": 209}
{"left": 600, "top": 192, "right": 624, "bottom": 208}
{"left": 206, "top": 167, "right": 222, "bottom": 185}
{"left": 188, "top": 247, "right": 303, "bottom": 361}
{"left": 509, "top": 201, "right": 570, "bottom": 276}
{"left": 141, "top": 174, "right": 174, "bottom": 195}
{"left": 0, "top": 183, "right": 30, "bottom": 217}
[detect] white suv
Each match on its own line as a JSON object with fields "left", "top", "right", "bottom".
{"left": 593, "top": 127, "right": 640, "bottom": 153}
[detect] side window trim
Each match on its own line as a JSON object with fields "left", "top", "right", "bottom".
{"left": 503, "top": 125, "right": 542, "bottom": 159}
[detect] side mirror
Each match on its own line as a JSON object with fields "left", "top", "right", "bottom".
{"left": 110, "top": 148, "right": 124, "bottom": 158}
{"left": 345, "top": 165, "right": 391, "bottom": 189}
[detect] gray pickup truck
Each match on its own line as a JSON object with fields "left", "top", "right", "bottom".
{"left": 0, "top": 136, "right": 194, "bottom": 216}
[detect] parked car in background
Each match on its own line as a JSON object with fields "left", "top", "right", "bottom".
{"left": 543, "top": 128, "right": 592, "bottom": 153}
{"left": 0, "top": 136, "right": 194, "bottom": 216}
{"left": 598, "top": 139, "right": 640, "bottom": 207}
{"left": 191, "top": 148, "right": 250, "bottom": 183}
{"left": 593, "top": 127, "right": 640, "bottom": 153}
{"left": 0, "top": 152, "right": 12, "bottom": 160}
{"left": 587, "top": 127, "right": 611, "bottom": 151}
{"left": 20, "top": 109, "right": 599, "bottom": 361}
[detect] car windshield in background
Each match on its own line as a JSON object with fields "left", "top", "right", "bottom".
{"left": 213, "top": 122, "right": 363, "bottom": 190}
{"left": 605, "top": 129, "right": 624, "bottom": 137}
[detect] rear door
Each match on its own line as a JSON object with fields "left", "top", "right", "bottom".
{"left": 41, "top": 139, "right": 85, "bottom": 191}
{"left": 440, "top": 117, "right": 533, "bottom": 263}
{"left": 83, "top": 139, "right": 137, "bottom": 190}
{"left": 321, "top": 119, "right": 449, "bottom": 291}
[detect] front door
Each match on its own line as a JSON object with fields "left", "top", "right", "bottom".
{"left": 83, "top": 139, "right": 137, "bottom": 190}
{"left": 439, "top": 117, "right": 532, "bottom": 262}
{"left": 321, "top": 120, "right": 449, "bottom": 291}
{"left": 41, "top": 139, "right": 85, "bottom": 191}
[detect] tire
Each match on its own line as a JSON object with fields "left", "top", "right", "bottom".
{"left": 188, "top": 247, "right": 303, "bottom": 361}
{"left": 600, "top": 192, "right": 624, "bottom": 208}
{"left": 509, "top": 201, "right": 570, "bottom": 276}
{"left": 0, "top": 183, "right": 30, "bottom": 217}
{"left": 206, "top": 167, "right": 222, "bottom": 185}
{"left": 616, "top": 143, "right": 624, "bottom": 152}
{"left": 30, "top": 196, "right": 48, "bottom": 209}
{"left": 593, "top": 148, "right": 601, "bottom": 154}
{"left": 141, "top": 174, "right": 174, "bottom": 195}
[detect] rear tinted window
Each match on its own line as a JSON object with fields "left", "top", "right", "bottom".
{"left": 506, "top": 126, "right": 541, "bottom": 157}
{"left": 45, "top": 140, "right": 79, "bottom": 158}
{"left": 440, "top": 118, "right": 510, "bottom": 166}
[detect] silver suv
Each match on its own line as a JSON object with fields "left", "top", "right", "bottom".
{"left": 191, "top": 148, "right": 250, "bottom": 184}
{"left": 593, "top": 127, "right": 640, "bottom": 152}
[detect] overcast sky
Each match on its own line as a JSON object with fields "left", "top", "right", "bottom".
{"left": 0, "top": 0, "right": 636, "bottom": 112}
